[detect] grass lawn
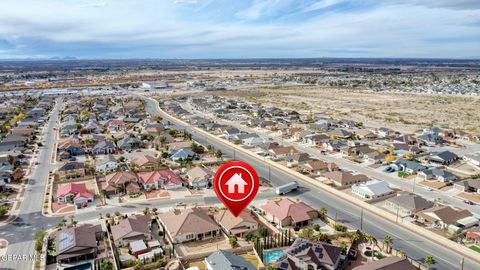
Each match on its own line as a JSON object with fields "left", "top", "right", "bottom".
{"left": 469, "top": 245, "right": 480, "bottom": 253}
{"left": 398, "top": 171, "right": 411, "bottom": 178}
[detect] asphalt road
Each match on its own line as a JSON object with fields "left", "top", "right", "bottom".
{"left": 1, "top": 99, "right": 63, "bottom": 270}
{"left": 140, "top": 94, "right": 477, "bottom": 270}
{"left": 1, "top": 94, "right": 474, "bottom": 270}
{"left": 183, "top": 101, "right": 480, "bottom": 216}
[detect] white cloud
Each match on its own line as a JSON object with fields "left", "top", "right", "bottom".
{"left": 76, "top": 2, "right": 107, "bottom": 8}
{"left": 0, "top": 0, "right": 478, "bottom": 58}
{"left": 173, "top": 0, "right": 198, "bottom": 5}
{"left": 302, "top": 0, "right": 345, "bottom": 12}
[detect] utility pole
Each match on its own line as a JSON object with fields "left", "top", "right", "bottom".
{"left": 460, "top": 257, "right": 464, "bottom": 270}
{"left": 268, "top": 166, "right": 271, "bottom": 182}
{"left": 396, "top": 205, "right": 400, "bottom": 223}
{"left": 412, "top": 177, "right": 416, "bottom": 193}
{"left": 360, "top": 209, "right": 364, "bottom": 230}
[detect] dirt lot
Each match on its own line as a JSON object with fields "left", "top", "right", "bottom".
{"left": 175, "top": 236, "right": 231, "bottom": 257}
{"left": 209, "top": 87, "right": 480, "bottom": 134}
{"left": 457, "top": 192, "right": 480, "bottom": 204}
{"left": 418, "top": 180, "right": 448, "bottom": 190}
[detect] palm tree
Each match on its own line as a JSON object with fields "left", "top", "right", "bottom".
{"left": 115, "top": 184, "right": 123, "bottom": 194}
{"left": 339, "top": 241, "right": 348, "bottom": 253}
{"left": 365, "top": 234, "right": 377, "bottom": 247}
{"left": 314, "top": 233, "right": 329, "bottom": 242}
{"left": 424, "top": 256, "right": 435, "bottom": 270}
{"left": 6, "top": 155, "right": 14, "bottom": 165}
{"left": 100, "top": 189, "right": 107, "bottom": 202}
{"left": 299, "top": 228, "right": 315, "bottom": 240}
{"left": 70, "top": 216, "right": 77, "bottom": 227}
{"left": 348, "top": 231, "right": 362, "bottom": 244}
{"left": 383, "top": 235, "right": 393, "bottom": 253}
{"left": 159, "top": 136, "right": 166, "bottom": 148}
{"left": 319, "top": 207, "right": 327, "bottom": 220}
{"left": 215, "top": 149, "right": 223, "bottom": 160}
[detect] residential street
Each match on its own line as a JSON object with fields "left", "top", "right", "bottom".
{"left": 139, "top": 94, "right": 478, "bottom": 270}
{"left": 0, "top": 93, "right": 476, "bottom": 270}
{"left": 1, "top": 98, "right": 63, "bottom": 270}
{"left": 181, "top": 101, "right": 480, "bottom": 216}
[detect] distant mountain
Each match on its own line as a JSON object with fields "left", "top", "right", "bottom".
{"left": 0, "top": 56, "right": 78, "bottom": 61}
{"left": 49, "top": 56, "right": 78, "bottom": 60}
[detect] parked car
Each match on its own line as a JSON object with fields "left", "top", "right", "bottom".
{"left": 175, "top": 202, "right": 186, "bottom": 207}
{"left": 463, "top": 200, "right": 475, "bottom": 205}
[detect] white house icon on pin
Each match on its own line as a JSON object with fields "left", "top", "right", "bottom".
{"left": 225, "top": 173, "right": 248, "bottom": 193}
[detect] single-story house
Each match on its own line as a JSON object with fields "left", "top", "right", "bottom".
{"left": 353, "top": 257, "right": 417, "bottom": 270}
{"left": 391, "top": 159, "right": 427, "bottom": 174}
{"left": 105, "top": 172, "right": 140, "bottom": 194}
{"left": 56, "top": 182, "right": 94, "bottom": 207}
{"left": 300, "top": 160, "right": 338, "bottom": 176}
{"left": 170, "top": 148, "right": 198, "bottom": 163}
{"left": 417, "top": 168, "right": 457, "bottom": 182}
{"left": 262, "top": 198, "right": 318, "bottom": 228}
{"left": 454, "top": 179, "right": 480, "bottom": 194}
{"left": 277, "top": 238, "right": 341, "bottom": 270}
{"left": 131, "top": 155, "right": 158, "bottom": 170}
{"left": 92, "top": 140, "right": 117, "bottom": 155}
{"left": 351, "top": 180, "right": 395, "bottom": 199}
{"left": 111, "top": 214, "right": 151, "bottom": 247}
{"left": 55, "top": 224, "right": 104, "bottom": 265}
{"left": 159, "top": 207, "right": 221, "bottom": 244}
{"left": 214, "top": 209, "right": 258, "bottom": 237}
{"left": 95, "top": 155, "right": 120, "bottom": 172}
{"left": 323, "top": 171, "right": 369, "bottom": 187}
{"left": 186, "top": 166, "right": 213, "bottom": 188}
{"left": 428, "top": 151, "right": 458, "bottom": 165}
{"left": 385, "top": 193, "right": 434, "bottom": 216}
{"left": 463, "top": 153, "right": 480, "bottom": 167}
{"left": 416, "top": 206, "right": 478, "bottom": 230}
{"left": 268, "top": 146, "right": 298, "bottom": 160}
{"left": 205, "top": 250, "right": 255, "bottom": 270}
{"left": 57, "top": 162, "right": 86, "bottom": 181}
{"left": 137, "top": 169, "right": 183, "bottom": 190}
{"left": 286, "top": 153, "right": 312, "bottom": 167}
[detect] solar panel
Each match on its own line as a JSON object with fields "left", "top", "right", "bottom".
{"left": 58, "top": 231, "right": 75, "bottom": 252}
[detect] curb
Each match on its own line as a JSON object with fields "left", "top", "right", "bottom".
{"left": 144, "top": 95, "right": 480, "bottom": 265}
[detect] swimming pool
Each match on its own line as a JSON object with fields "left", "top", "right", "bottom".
{"left": 263, "top": 249, "right": 286, "bottom": 264}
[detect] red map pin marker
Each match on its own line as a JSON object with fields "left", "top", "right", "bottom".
{"left": 213, "top": 161, "right": 259, "bottom": 217}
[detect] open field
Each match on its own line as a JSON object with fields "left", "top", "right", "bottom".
{"left": 207, "top": 86, "right": 480, "bottom": 134}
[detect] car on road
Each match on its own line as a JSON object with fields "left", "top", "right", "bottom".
{"left": 175, "top": 202, "right": 186, "bottom": 207}
{"left": 425, "top": 187, "right": 433, "bottom": 191}
{"left": 384, "top": 166, "right": 395, "bottom": 173}
{"left": 463, "top": 200, "right": 475, "bottom": 205}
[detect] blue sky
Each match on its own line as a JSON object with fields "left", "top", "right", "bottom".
{"left": 0, "top": 0, "right": 479, "bottom": 59}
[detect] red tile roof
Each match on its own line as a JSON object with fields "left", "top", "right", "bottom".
{"left": 56, "top": 183, "right": 90, "bottom": 198}
{"left": 262, "top": 198, "right": 316, "bottom": 223}
{"left": 137, "top": 170, "right": 182, "bottom": 185}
